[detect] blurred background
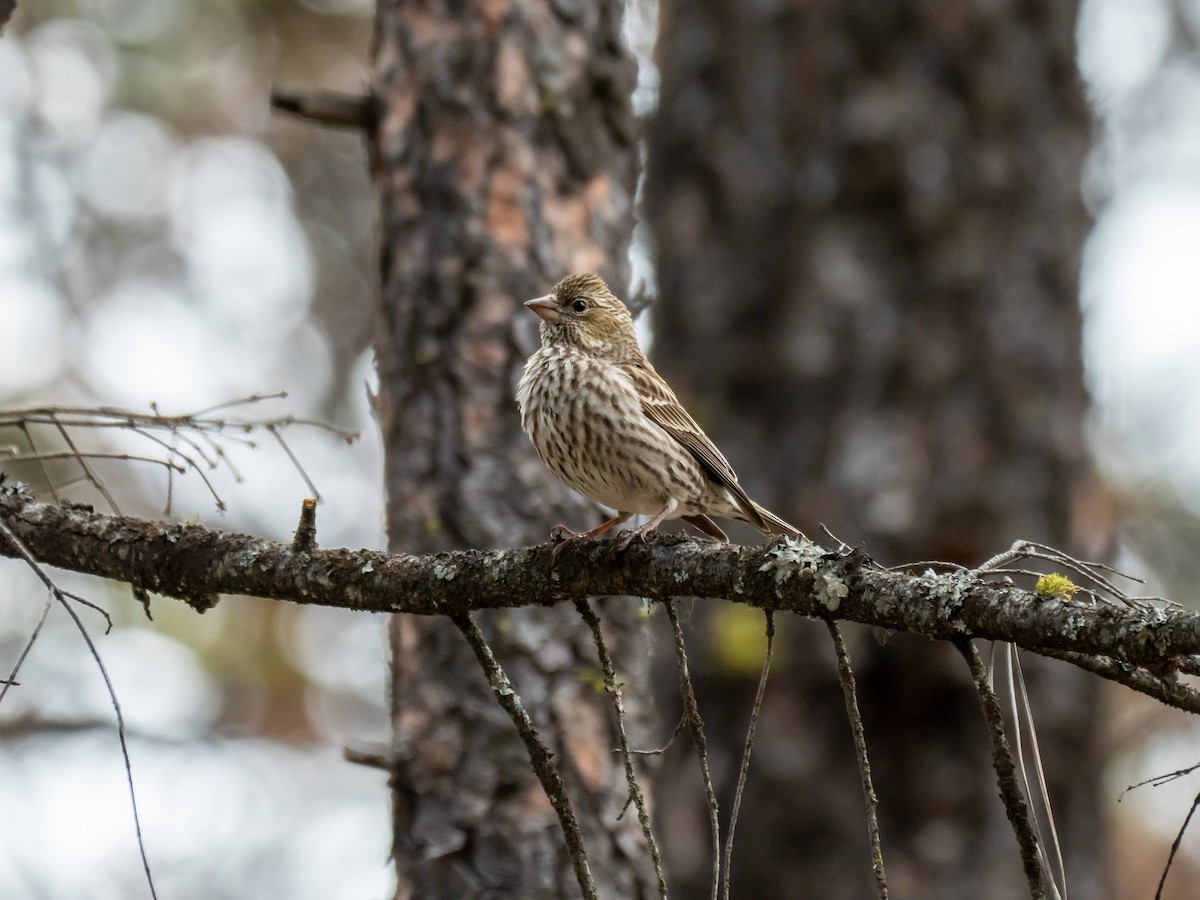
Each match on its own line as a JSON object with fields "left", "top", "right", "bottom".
{"left": 0, "top": 0, "right": 1199, "bottom": 897}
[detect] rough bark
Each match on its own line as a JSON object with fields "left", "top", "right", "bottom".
{"left": 3, "top": 491, "right": 1197, "bottom": 707}
{"left": 645, "top": 1, "right": 1104, "bottom": 897}
{"left": 366, "top": 1, "right": 643, "bottom": 896}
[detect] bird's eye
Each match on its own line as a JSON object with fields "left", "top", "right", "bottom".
{"left": 572, "top": 299, "right": 587, "bottom": 313}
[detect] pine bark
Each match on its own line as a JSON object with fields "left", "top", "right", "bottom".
{"left": 366, "top": 2, "right": 644, "bottom": 896}
{"left": 645, "top": 2, "right": 1105, "bottom": 897}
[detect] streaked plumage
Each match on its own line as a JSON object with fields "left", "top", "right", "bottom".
{"left": 516, "top": 273, "right": 800, "bottom": 549}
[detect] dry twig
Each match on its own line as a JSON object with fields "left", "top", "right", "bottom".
{"left": 828, "top": 620, "right": 888, "bottom": 900}
{"left": 576, "top": 600, "right": 666, "bottom": 898}
{"left": 0, "top": 517, "right": 158, "bottom": 900}
{"left": 664, "top": 600, "right": 720, "bottom": 900}
{"left": 0, "top": 394, "right": 356, "bottom": 513}
{"left": 721, "top": 611, "right": 775, "bottom": 900}
{"left": 957, "top": 639, "right": 1045, "bottom": 899}
{"left": 450, "top": 612, "right": 597, "bottom": 900}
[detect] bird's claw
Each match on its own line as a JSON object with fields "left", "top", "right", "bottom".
{"left": 549, "top": 525, "right": 580, "bottom": 561}
{"left": 615, "top": 527, "right": 652, "bottom": 552}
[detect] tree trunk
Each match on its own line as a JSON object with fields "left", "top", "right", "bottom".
{"left": 646, "top": 1, "right": 1107, "bottom": 897}
{"left": 367, "top": 2, "right": 645, "bottom": 896}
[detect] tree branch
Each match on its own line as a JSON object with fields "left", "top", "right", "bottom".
{"left": 3, "top": 492, "right": 1200, "bottom": 670}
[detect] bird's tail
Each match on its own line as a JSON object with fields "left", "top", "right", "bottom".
{"left": 750, "top": 502, "right": 803, "bottom": 540}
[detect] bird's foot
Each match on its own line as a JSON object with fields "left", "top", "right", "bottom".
{"left": 615, "top": 525, "right": 655, "bottom": 551}
{"left": 549, "top": 524, "right": 581, "bottom": 560}
{"left": 549, "top": 524, "right": 578, "bottom": 542}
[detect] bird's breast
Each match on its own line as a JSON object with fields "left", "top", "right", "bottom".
{"left": 517, "top": 347, "right": 709, "bottom": 514}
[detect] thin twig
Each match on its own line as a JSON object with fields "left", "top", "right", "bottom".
{"left": 271, "top": 86, "right": 376, "bottom": 130}
{"left": 664, "top": 600, "right": 720, "bottom": 900}
{"left": 52, "top": 418, "right": 123, "bottom": 513}
{"left": 1122, "top": 761, "right": 1200, "bottom": 797}
{"left": 575, "top": 600, "right": 667, "bottom": 898}
{"left": 450, "top": 612, "right": 597, "bottom": 900}
{"left": 1034, "top": 648, "right": 1200, "bottom": 715}
{"left": 721, "top": 611, "right": 775, "bottom": 900}
{"left": 0, "top": 588, "right": 53, "bottom": 707}
{"left": 1156, "top": 792, "right": 1200, "bottom": 900}
{"left": 1, "top": 397, "right": 356, "bottom": 514}
{"left": 973, "top": 540, "right": 1165, "bottom": 610}
{"left": 0, "top": 517, "right": 159, "bottom": 900}
{"left": 956, "top": 638, "right": 1045, "bottom": 899}
{"left": 16, "top": 421, "right": 61, "bottom": 505}
{"left": 827, "top": 620, "right": 888, "bottom": 900}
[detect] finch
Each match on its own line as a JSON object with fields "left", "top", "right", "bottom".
{"left": 517, "top": 273, "right": 800, "bottom": 550}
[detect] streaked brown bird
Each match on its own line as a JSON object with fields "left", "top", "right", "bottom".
{"left": 517, "top": 273, "right": 800, "bottom": 551}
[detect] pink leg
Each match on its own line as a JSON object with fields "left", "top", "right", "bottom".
{"left": 551, "top": 512, "right": 633, "bottom": 558}
{"left": 615, "top": 499, "right": 679, "bottom": 551}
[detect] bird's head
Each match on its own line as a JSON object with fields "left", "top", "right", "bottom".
{"left": 524, "top": 273, "right": 637, "bottom": 359}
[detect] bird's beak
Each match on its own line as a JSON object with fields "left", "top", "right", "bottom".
{"left": 524, "top": 295, "right": 561, "bottom": 323}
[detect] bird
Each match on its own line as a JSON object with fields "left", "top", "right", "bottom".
{"left": 516, "top": 273, "right": 801, "bottom": 552}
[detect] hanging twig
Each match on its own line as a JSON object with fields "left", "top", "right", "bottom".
{"left": 450, "top": 612, "right": 597, "bottom": 900}
{"left": 575, "top": 599, "right": 667, "bottom": 898}
{"left": 664, "top": 600, "right": 721, "bottom": 900}
{"left": 827, "top": 620, "right": 888, "bottom": 899}
{"left": 1155, "top": 792, "right": 1200, "bottom": 900}
{"left": 957, "top": 638, "right": 1045, "bottom": 899}
{"left": 721, "top": 611, "right": 775, "bottom": 900}
{"left": 0, "top": 517, "right": 159, "bottom": 900}
{"left": 0, "top": 588, "right": 53, "bottom": 706}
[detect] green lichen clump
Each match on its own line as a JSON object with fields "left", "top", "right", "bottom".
{"left": 759, "top": 537, "right": 849, "bottom": 611}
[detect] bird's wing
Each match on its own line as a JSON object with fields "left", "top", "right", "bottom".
{"left": 624, "top": 360, "right": 767, "bottom": 531}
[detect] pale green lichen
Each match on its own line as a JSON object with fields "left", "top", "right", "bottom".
{"left": 758, "top": 538, "right": 848, "bottom": 610}
{"left": 432, "top": 562, "right": 457, "bottom": 581}
{"left": 814, "top": 572, "right": 849, "bottom": 611}
{"left": 758, "top": 536, "right": 821, "bottom": 584}
{"left": 921, "top": 570, "right": 971, "bottom": 613}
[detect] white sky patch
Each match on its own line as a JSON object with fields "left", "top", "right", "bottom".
{"left": 24, "top": 19, "right": 117, "bottom": 145}
{"left": 1077, "top": 0, "right": 1171, "bottom": 107}
{"left": 169, "top": 137, "right": 314, "bottom": 335}
{"left": 0, "top": 278, "right": 67, "bottom": 391}
{"left": 80, "top": 112, "right": 179, "bottom": 221}
{"left": 1084, "top": 182, "right": 1200, "bottom": 434}
{"left": 80, "top": 280, "right": 234, "bottom": 408}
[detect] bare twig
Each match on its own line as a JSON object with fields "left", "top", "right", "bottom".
{"left": 0, "top": 517, "right": 159, "bottom": 900}
{"left": 1156, "top": 792, "right": 1200, "bottom": 900}
{"left": 450, "top": 612, "right": 597, "bottom": 900}
{"left": 0, "top": 396, "right": 356, "bottom": 512}
{"left": 957, "top": 638, "right": 1045, "bottom": 899}
{"left": 722, "top": 611, "right": 775, "bottom": 900}
{"left": 973, "top": 540, "right": 1166, "bottom": 611}
{"left": 664, "top": 600, "right": 720, "bottom": 900}
{"left": 0, "top": 588, "right": 52, "bottom": 708}
{"left": 292, "top": 497, "right": 318, "bottom": 553}
{"left": 1122, "top": 761, "right": 1200, "bottom": 796}
{"left": 575, "top": 599, "right": 666, "bottom": 898}
{"left": 827, "top": 620, "right": 888, "bottom": 900}
{"left": 270, "top": 86, "right": 376, "bottom": 130}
